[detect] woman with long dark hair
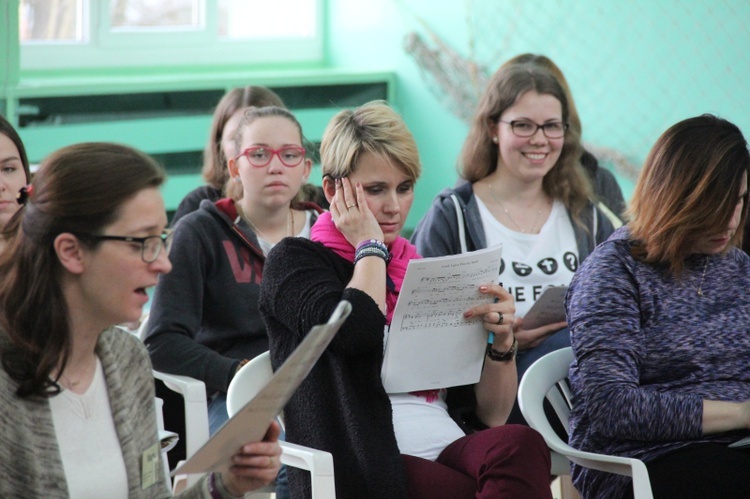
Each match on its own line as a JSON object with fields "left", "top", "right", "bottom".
{"left": 0, "top": 142, "right": 281, "bottom": 498}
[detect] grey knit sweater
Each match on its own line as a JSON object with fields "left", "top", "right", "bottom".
{"left": 0, "top": 326, "right": 237, "bottom": 498}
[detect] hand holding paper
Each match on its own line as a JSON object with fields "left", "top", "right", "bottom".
{"left": 222, "top": 421, "right": 282, "bottom": 496}
{"left": 381, "top": 246, "right": 504, "bottom": 393}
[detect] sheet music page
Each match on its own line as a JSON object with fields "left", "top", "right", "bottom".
{"left": 381, "top": 245, "right": 503, "bottom": 393}
{"left": 172, "top": 301, "right": 352, "bottom": 476}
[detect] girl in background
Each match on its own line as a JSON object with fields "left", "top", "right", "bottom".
{"left": 172, "top": 86, "right": 285, "bottom": 223}
{"left": 146, "top": 106, "right": 321, "bottom": 499}
{"left": 501, "top": 53, "right": 625, "bottom": 222}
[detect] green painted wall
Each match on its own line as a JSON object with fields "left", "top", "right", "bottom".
{"left": 326, "top": 0, "right": 469, "bottom": 230}
{"left": 6, "top": 0, "right": 750, "bottom": 231}
{"left": 325, "top": 0, "right": 750, "bottom": 229}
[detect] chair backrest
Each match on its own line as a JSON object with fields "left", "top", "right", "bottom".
{"left": 518, "top": 347, "right": 575, "bottom": 476}
{"left": 136, "top": 313, "right": 209, "bottom": 474}
{"left": 226, "top": 351, "right": 275, "bottom": 418}
{"left": 521, "top": 347, "right": 575, "bottom": 435}
{"left": 519, "top": 347, "right": 654, "bottom": 498}
{"left": 227, "top": 351, "right": 337, "bottom": 499}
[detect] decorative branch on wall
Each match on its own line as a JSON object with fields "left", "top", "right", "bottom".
{"left": 399, "top": 3, "right": 639, "bottom": 182}
{"left": 404, "top": 31, "right": 488, "bottom": 124}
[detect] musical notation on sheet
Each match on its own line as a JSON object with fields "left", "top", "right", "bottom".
{"left": 381, "top": 245, "right": 503, "bottom": 393}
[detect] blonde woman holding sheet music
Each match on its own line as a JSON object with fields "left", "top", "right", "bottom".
{"left": 259, "top": 101, "right": 552, "bottom": 499}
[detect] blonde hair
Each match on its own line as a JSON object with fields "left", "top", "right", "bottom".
{"left": 320, "top": 100, "right": 421, "bottom": 182}
{"left": 628, "top": 114, "right": 750, "bottom": 274}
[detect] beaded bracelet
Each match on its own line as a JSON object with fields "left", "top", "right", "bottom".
{"left": 354, "top": 239, "right": 389, "bottom": 265}
{"left": 356, "top": 239, "right": 388, "bottom": 253}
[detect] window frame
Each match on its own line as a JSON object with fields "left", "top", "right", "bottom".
{"left": 20, "top": 0, "right": 324, "bottom": 71}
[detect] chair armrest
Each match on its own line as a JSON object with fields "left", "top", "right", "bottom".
{"left": 280, "top": 441, "right": 336, "bottom": 498}
{"left": 279, "top": 441, "right": 333, "bottom": 473}
{"left": 153, "top": 371, "right": 210, "bottom": 459}
{"left": 550, "top": 440, "right": 653, "bottom": 499}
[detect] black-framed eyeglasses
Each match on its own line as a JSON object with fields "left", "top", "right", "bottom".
{"left": 234, "top": 146, "right": 306, "bottom": 168}
{"left": 498, "top": 119, "right": 568, "bottom": 139}
{"left": 86, "top": 229, "right": 174, "bottom": 263}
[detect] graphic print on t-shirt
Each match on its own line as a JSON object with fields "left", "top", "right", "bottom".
{"left": 478, "top": 198, "right": 578, "bottom": 318}
{"left": 562, "top": 251, "right": 579, "bottom": 272}
{"left": 538, "top": 257, "right": 558, "bottom": 275}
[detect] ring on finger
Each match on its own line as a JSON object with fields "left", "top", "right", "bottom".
{"left": 495, "top": 313, "right": 504, "bottom": 325}
{"left": 347, "top": 203, "right": 357, "bottom": 209}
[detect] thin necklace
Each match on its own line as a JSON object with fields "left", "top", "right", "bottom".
{"left": 61, "top": 373, "right": 80, "bottom": 390}
{"left": 692, "top": 256, "right": 709, "bottom": 297}
{"left": 487, "top": 183, "right": 546, "bottom": 234}
{"left": 236, "top": 204, "right": 293, "bottom": 242}
{"left": 57, "top": 359, "right": 96, "bottom": 391}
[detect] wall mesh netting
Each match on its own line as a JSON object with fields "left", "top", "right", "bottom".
{"left": 399, "top": 0, "right": 750, "bottom": 190}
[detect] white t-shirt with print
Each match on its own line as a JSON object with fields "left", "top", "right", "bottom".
{"left": 477, "top": 197, "right": 578, "bottom": 318}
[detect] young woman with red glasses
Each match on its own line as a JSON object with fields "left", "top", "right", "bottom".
{"left": 144, "top": 106, "right": 323, "bottom": 498}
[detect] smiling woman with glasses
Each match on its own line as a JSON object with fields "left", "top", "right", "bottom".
{"left": 412, "top": 59, "right": 616, "bottom": 426}
{"left": 0, "top": 142, "right": 281, "bottom": 498}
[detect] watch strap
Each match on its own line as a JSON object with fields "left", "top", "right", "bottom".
{"left": 486, "top": 337, "right": 518, "bottom": 362}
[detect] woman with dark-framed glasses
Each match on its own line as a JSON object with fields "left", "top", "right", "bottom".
{"left": 0, "top": 142, "right": 281, "bottom": 498}
{"left": 411, "top": 62, "right": 615, "bottom": 402}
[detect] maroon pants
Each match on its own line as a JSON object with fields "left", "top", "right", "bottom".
{"left": 402, "top": 424, "right": 553, "bottom": 499}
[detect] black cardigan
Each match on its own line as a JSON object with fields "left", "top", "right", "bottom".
{"left": 260, "top": 237, "right": 409, "bottom": 499}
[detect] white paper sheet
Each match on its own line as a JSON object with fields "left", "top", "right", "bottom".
{"left": 381, "top": 245, "right": 503, "bottom": 393}
{"left": 172, "top": 300, "right": 352, "bottom": 476}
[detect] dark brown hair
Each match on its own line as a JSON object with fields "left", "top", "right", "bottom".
{"left": 628, "top": 114, "right": 750, "bottom": 274}
{"left": 0, "top": 114, "right": 31, "bottom": 183}
{"left": 0, "top": 142, "right": 165, "bottom": 398}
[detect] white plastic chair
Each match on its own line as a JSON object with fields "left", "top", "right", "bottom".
{"left": 227, "top": 351, "right": 337, "bottom": 499}
{"left": 137, "top": 315, "right": 210, "bottom": 491}
{"left": 517, "top": 347, "right": 654, "bottom": 499}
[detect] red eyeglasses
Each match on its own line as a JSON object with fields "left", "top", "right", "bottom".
{"left": 234, "top": 146, "right": 306, "bottom": 167}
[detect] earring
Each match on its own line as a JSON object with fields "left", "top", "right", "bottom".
{"left": 233, "top": 177, "right": 241, "bottom": 183}
{"left": 492, "top": 136, "right": 499, "bottom": 144}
